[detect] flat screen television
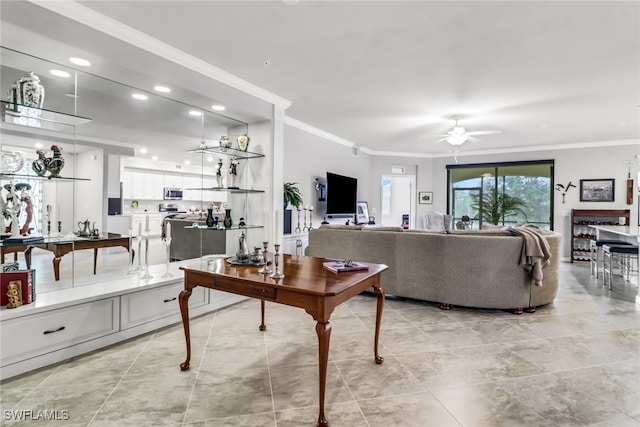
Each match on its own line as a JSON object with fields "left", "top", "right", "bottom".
{"left": 326, "top": 172, "right": 357, "bottom": 217}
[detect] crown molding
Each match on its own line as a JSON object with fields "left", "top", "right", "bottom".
{"left": 28, "top": 0, "right": 292, "bottom": 110}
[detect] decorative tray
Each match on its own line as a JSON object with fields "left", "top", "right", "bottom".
{"left": 226, "top": 256, "right": 266, "bottom": 266}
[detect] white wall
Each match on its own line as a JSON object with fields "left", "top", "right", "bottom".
{"left": 285, "top": 126, "right": 637, "bottom": 261}
{"left": 283, "top": 125, "right": 371, "bottom": 225}
{"left": 74, "top": 148, "right": 104, "bottom": 231}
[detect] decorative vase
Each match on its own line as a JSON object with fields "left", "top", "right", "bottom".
{"left": 219, "top": 136, "right": 231, "bottom": 151}
{"left": 236, "top": 134, "right": 250, "bottom": 152}
{"left": 206, "top": 208, "right": 215, "bottom": 227}
{"left": 16, "top": 71, "right": 45, "bottom": 108}
{"left": 223, "top": 208, "right": 233, "bottom": 229}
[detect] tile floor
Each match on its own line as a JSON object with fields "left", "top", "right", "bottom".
{"left": 1, "top": 262, "right": 639, "bottom": 426}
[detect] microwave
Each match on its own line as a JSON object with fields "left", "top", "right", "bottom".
{"left": 163, "top": 188, "right": 183, "bottom": 200}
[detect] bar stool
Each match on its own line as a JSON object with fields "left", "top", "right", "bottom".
{"left": 602, "top": 244, "right": 639, "bottom": 290}
{"left": 590, "top": 239, "right": 630, "bottom": 278}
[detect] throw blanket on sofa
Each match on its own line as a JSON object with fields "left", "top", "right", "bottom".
{"left": 508, "top": 225, "right": 552, "bottom": 286}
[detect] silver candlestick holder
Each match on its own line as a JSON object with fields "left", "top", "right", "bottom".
{"left": 162, "top": 237, "right": 173, "bottom": 278}
{"left": 258, "top": 241, "right": 272, "bottom": 274}
{"left": 141, "top": 229, "right": 153, "bottom": 280}
{"left": 126, "top": 228, "right": 140, "bottom": 275}
{"left": 303, "top": 207, "right": 309, "bottom": 232}
{"left": 295, "top": 208, "right": 302, "bottom": 233}
{"left": 308, "top": 207, "right": 314, "bottom": 230}
{"left": 270, "top": 244, "right": 284, "bottom": 279}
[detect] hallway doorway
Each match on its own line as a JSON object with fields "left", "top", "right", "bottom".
{"left": 381, "top": 174, "right": 416, "bottom": 228}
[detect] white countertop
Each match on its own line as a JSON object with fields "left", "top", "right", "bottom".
{"left": 588, "top": 225, "right": 639, "bottom": 238}
{"left": 0, "top": 258, "right": 206, "bottom": 321}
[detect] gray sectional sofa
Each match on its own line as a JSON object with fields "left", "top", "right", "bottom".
{"left": 305, "top": 225, "right": 561, "bottom": 312}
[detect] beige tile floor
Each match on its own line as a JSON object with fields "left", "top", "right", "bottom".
{"left": 1, "top": 261, "right": 639, "bottom": 426}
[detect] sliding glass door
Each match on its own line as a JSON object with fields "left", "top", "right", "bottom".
{"left": 447, "top": 160, "right": 554, "bottom": 230}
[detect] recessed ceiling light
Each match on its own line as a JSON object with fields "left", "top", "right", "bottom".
{"left": 69, "top": 57, "right": 91, "bottom": 67}
{"left": 211, "top": 104, "right": 225, "bottom": 111}
{"left": 50, "top": 69, "right": 70, "bottom": 78}
{"left": 154, "top": 85, "right": 171, "bottom": 93}
{"left": 189, "top": 110, "right": 202, "bottom": 116}
{"left": 184, "top": 160, "right": 191, "bottom": 165}
{"left": 206, "top": 156, "right": 214, "bottom": 162}
{"left": 152, "top": 155, "right": 158, "bottom": 161}
{"left": 65, "top": 93, "right": 78, "bottom": 98}
{"left": 132, "top": 93, "right": 148, "bottom": 100}
{"left": 34, "top": 143, "right": 43, "bottom": 149}
{"left": 139, "top": 147, "right": 148, "bottom": 154}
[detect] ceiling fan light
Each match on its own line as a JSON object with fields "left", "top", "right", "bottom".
{"left": 446, "top": 134, "right": 467, "bottom": 146}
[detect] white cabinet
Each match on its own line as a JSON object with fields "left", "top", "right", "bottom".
{"left": 120, "top": 282, "right": 208, "bottom": 329}
{"left": 0, "top": 298, "right": 119, "bottom": 366}
{"left": 143, "top": 171, "right": 165, "bottom": 200}
{"left": 163, "top": 173, "right": 182, "bottom": 190}
{"left": 282, "top": 233, "right": 309, "bottom": 255}
{"left": 122, "top": 169, "right": 143, "bottom": 199}
{"left": 122, "top": 168, "right": 164, "bottom": 200}
{"left": 182, "top": 174, "right": 202, "bottom": 201}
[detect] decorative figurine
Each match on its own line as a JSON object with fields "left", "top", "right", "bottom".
{"left": 6, "top": 281, "right": 23, "bottom": 309}
{"left": 228, "top": 157, "right": 239, "bottom": 188}
{"left": 31, "top": 149, "right": 49, "bottom": 176}
{"left": 46, "top": 145, "right": 65, "bottom": 177}
{"left": 216, "top": 157, "right": 223, "bottom": 188}
{"left": 236, "top": 134, "right": 250, "bottom": 151}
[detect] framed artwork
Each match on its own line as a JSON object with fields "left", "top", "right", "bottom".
{"left": 356, "top": 201, "right": 370, "bottom": 224}
{"left": 579, "top": 179, "right": 615, "bottom": 202}
{"left": 418, "top": 191, "right": 433, "bottom": 204}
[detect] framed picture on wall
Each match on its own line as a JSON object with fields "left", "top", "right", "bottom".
{"left": 418, "top": 191, "right": 433, "bottom": 204}
{"left": 579, "top": 179, "right": 615, "bottom": 202}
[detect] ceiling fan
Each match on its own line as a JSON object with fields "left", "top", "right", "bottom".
{"left": 434, "top": 118, "right": 502, "bottom": 146}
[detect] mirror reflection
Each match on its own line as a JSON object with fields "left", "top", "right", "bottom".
{"left": 1, "top": 47, "right": 259, "bottom": 294}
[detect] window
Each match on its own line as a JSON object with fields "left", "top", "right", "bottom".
{"left": 447, "top": 160, "right": 554, "bottom": 230}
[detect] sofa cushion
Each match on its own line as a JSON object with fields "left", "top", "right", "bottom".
{"left": 362, "top": 226, "right": 404, "bottom": 232}
{"left": 424, "top": 211, "right": 453, "bottom": 230}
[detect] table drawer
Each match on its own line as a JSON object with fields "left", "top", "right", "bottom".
{"left": 1, "top": 298, "right": 119, "bottom": 366}
{"left": 214, "top": 279, "right": 277, "bottom": 300}
{"left": 120, "top": 282, "right": 208, "bottom": 330}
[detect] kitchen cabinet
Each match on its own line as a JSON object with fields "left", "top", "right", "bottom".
{"left": 163, "top": 173, "right": 182, "bottom": 190}
{"left": 143, "top": 171, "right": 164, "bottom": 200}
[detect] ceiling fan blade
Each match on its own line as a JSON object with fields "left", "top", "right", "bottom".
{"left": 466, "top": 130, "right": 502, "bottom": 136}
{"left": 432, "top": 137, "right": 448, "bottom": 144}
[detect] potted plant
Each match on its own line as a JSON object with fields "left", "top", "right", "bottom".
{"left": 284, "top": 182, "right": 303, "bottom": 209}
{"left": 471, "top": 188, "right": 527, "bottom": 225}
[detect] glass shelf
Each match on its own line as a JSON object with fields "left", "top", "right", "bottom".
{"left": 185, "top": 187, "right": 264, "bottom": 194}
{"left": 188, "top": 144, "right": 265, "bottom": 159}
{"left": 0, "top": 173, "right": 91, "bottom": 182}
{"left": 1, "top": 101, "right": 92, "bottom": 128}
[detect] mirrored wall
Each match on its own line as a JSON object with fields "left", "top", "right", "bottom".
{"left": 1, "top": 47, "right": 266, "bottom": 294}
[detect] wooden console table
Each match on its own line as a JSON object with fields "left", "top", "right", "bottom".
{"left": 179, "top": 255, "right": 388, "bottom": 427}
{"left": 1, "top": 233, "right": 132, "bottom": 281}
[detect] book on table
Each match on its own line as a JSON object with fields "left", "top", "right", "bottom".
{"left": 322, "top": 260, "right": 369, "bottom": 273}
